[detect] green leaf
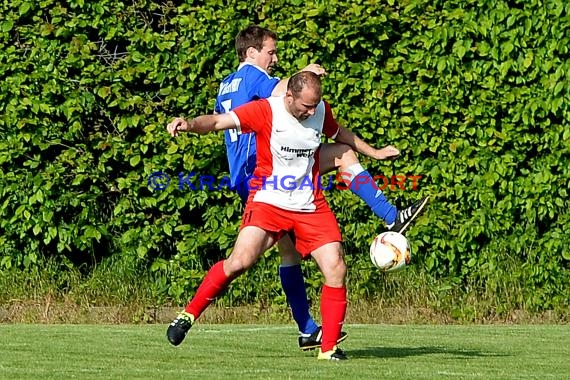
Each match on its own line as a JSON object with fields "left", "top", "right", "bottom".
{"left": 1, "top": 256, "right": 12, "bottom": 269}
{"left": 159, "top": 87, "right": 172, "bottom": 96}
{"left": 506, "top": 15, "right": 516, "bottom": 28}
{"left": 137, "top": 245, "right": 148, "bottom": 258}
{"left": 15, "top": 205, "right": 25, "bottom": 216}
{"left": 306, "top": 8, "right": 319, "bottom": 17}
{"left": 1, "top": 20, "right": 14, "bottom": 32}
{"left": 553, "top": 82, "right": 564, "bottom": 96}
{"left": 167, "top": 144, "right": 178, "bottom": 155}
{"left": 130, "top": 155, "right": 141, "bottom": 167}
{"left": 503, "top": 41, "right": 514, "bottom": 56}
{"left": 449, "top": 142, "right": 457, "bottom": 153}
{"left": 43, "top": 211, "right": 53, "bottom": 223}
{"left": 523, "top": 53, "right": 533, "bottom": 68}
{"left": 19, "top": 3, "right": 31, "bottom": 15}
{"left": 131, "top": 51, "right": 144, "bottom": 62}
{"left": 437, "top": 57, "right": 446, "bottom": 72}
{"left": 97, "top": 87, "right": 111, "bottom": 98}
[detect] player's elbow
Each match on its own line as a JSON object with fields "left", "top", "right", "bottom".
{"left": 336, "top": 127, "right": 356, "bottom": 144}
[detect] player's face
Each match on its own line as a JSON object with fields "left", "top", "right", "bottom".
{"left": 254, "top": 38, "right": 278, "bottom": 73}
{"left": 287, "top": 87, "right": 321, "bottom": 121}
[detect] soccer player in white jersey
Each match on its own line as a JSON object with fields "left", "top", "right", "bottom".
{"left": 166, "top": 72, "right": 349, "bottom": 360}
{"left": 165, "top": 72, "right": 426, "bottom": 360}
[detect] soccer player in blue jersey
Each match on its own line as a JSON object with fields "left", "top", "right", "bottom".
{"left": 215, "top": 26, "right": 346, "bottom": 351}
{"left": 167, "top": 26, "right": 428, "bottom": 351}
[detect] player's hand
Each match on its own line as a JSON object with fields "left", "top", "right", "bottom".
{"left": 167, "top": 117, "right": 189, "bottom": 137}
{"left": 302, "top": 63, "right": 327, "bottom": 76}
{"left": 376, "top": 145, "right": 400, "bottom": 160}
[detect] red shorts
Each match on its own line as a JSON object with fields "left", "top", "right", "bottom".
{"left": 240, "top": 201, "right": 342, "bottom": 257}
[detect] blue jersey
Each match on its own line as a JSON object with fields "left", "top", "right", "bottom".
{"left": 214, "top": 63, "right": 280, "bottom": 200}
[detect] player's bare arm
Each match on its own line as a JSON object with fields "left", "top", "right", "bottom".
{"left": 334, "top": 125, "right": 400, "bottom": 161}
{"left": 167, "top": 113, "right": 237, "bottom": 137}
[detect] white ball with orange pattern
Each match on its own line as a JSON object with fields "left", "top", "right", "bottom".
{"left": 370, "top": 231, "right": 411, "bottom": 272}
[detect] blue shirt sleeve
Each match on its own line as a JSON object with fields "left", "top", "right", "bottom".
{"left": 214, "top": 98, "right": 222, "bottom": 114}
{"left": 243, "top": 67, "right": 280, "bottom": 100}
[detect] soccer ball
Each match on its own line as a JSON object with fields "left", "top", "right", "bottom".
{"left": 369, "top": 231, "right": 411, "bottom": 272}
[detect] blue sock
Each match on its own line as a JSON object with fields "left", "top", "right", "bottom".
{"left": 279, "top": 265, "right": 319, "bottom": 334}
{"left": 346, "top": 164, "right": 397, "bottom": 224}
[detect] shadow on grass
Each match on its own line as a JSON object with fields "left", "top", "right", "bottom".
{"left": 348, "top": 346, "right": 507, "bottom": 359}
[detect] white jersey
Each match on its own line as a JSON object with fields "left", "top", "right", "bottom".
{"left": 230, "top": 96, "right": 339, "bottom": 212}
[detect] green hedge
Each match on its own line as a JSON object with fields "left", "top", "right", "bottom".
{"left": 1, "top": 0, "right": 568, "bottom": 314}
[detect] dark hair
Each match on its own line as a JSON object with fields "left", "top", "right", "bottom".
{"left": 287, "top": 71, "right": 322, "bottom": 98}
{"left": 235, "top": 25, "right": 277, "bottom": 62}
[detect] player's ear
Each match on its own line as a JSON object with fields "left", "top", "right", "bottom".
{"left": 246, "top": 46, "right": 258, "bottom": 60}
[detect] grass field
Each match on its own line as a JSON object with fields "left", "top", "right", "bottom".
{"left": 0, "top": 323, "right": 568, "bottom": 379}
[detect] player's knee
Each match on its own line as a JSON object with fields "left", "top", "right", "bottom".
{"left": 320, "top": 257, "right": 347, "bottom": 287}
{"left": 224, "top": 250, "right": 256, "bottom": 276}
{"left": 324, "top": 271, "right": 346, "bottom": 288}
{"left": 333, "top": 259, "right": 347, "bottom": 281}
{"left": 336, "top": 144, "right": 358, "bottom": 165}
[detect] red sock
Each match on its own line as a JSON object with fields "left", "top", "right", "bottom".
{"left": 184, "top": 261, "right": 231, "bottom": 319}
{"left": 320, "top": 284, "right": 347, "bottom": 352}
